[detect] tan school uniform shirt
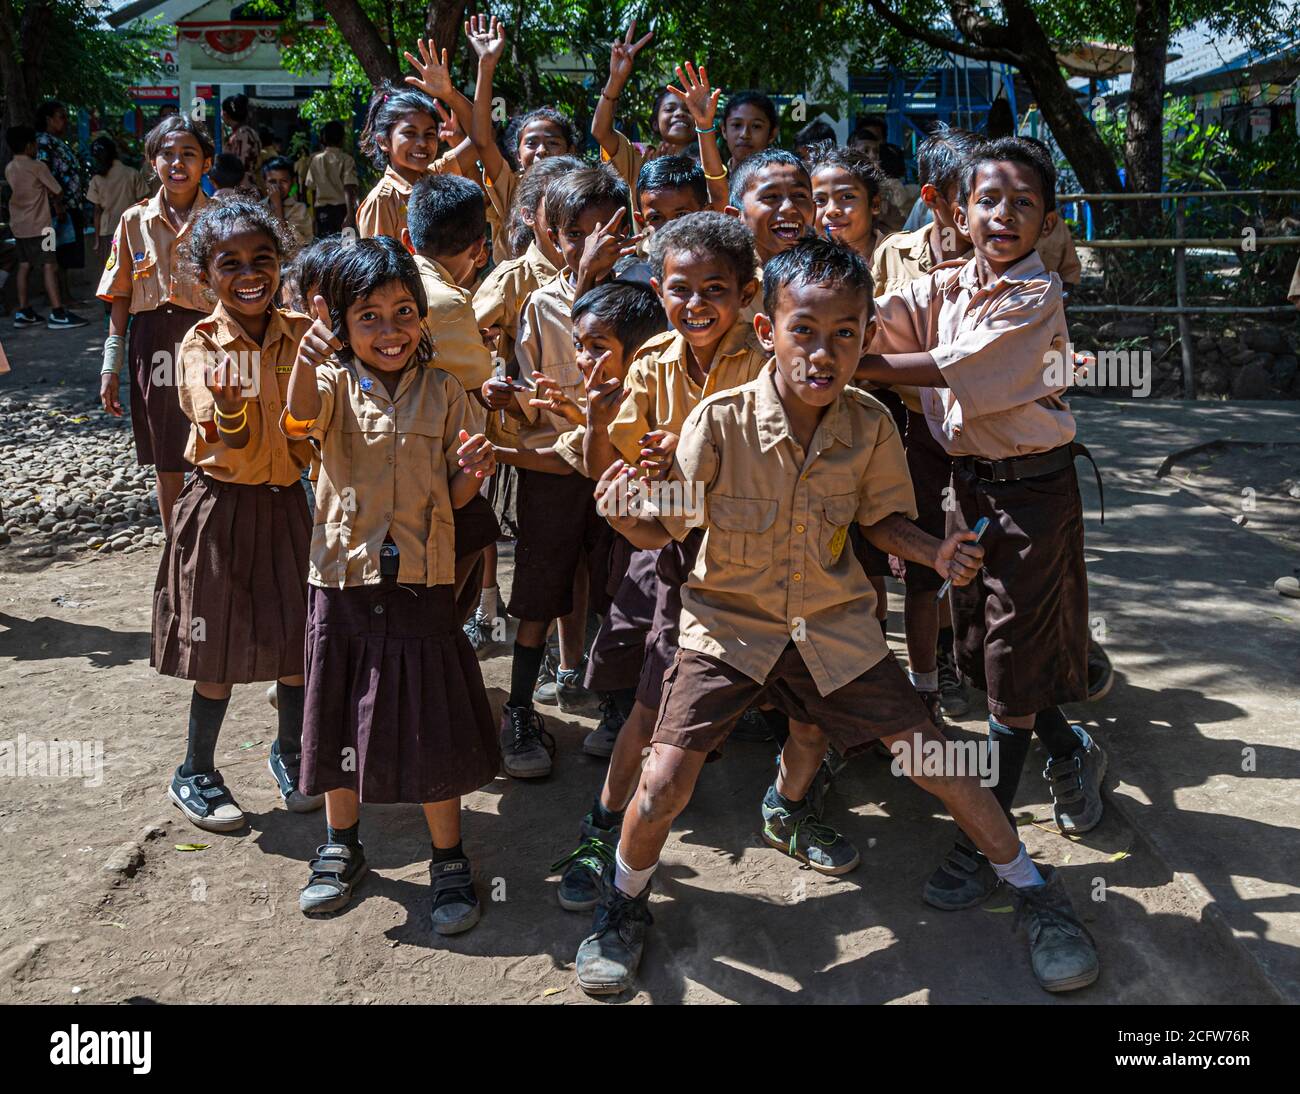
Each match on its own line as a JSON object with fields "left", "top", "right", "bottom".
{"left": 265, "top": 196, "right": 313, "bottom": 246}
{"left": 305, "top": 147, "right": 358, "bottom": 207}
{"left": 4, "top": 154, "right": 60, "bottom": 238}
{"left": 513, "top": 271, "right": 581, "bottom": 449}
{"left": 282, "top": 361, "right": 475, "bottom": 588}
{"left": 96, "top": 188, "right": 213, "bottom": 314}
{"left": 87, "top": 161, "right": 149, "bottom": 239}
{"left": 472, "top": 240, "right": 557, "bottom": 345}
{"left": 481, "top": 160, "right": 516, "bottom": 265}
{"left": 659, "top": 361, "right": 916, "bottom": 696}
{"left": 1035, "top": 216, "right": 1082, "bottom": 286}
{"left": 607, "top": 321, "right": 769, "bottom": 464}
{"left": 177, "top": 304, "right": 315, "bottom": 486}
{"left": 356, "top": 154, "right": 462, "bottom": 241}
{"left": 414, "top": 254, "right": 494, "bottom": 431}
{"left": 869, "top": 250, "right": 1076, "bottom": 460}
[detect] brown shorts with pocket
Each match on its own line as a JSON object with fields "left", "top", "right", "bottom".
{"left": 946, "top": 455, "right": 1089, "bottom": 719}
{"left": 15, "top": 235, "right": 55, "bottom": 267}
{"left": 901, "top": 409, "right": 953, "bottom": 593}
{"left": 653, "top": 643, "right": 930, "bottom": 758}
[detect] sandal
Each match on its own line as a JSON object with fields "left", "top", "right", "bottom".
{"left": 299, "top": 842, "right": 368, "bottom": 915}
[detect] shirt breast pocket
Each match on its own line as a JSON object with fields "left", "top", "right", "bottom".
{"left": 709, "top": 494, "right": 778, "bottom": 569}
{"left": 820, "top": 493, "right": 858, "bottom": 568}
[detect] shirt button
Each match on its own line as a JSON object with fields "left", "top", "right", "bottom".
{"left": 383, "top": 512, "right": 392, "bottom": 521}
{"left": 387, "top": 455, "right": 394, "bottom": 464}
{"left": 373, "top": 603, "right": 384, "bottom": 615}
{"left": 793, "top": 572, "right": 803, "bottom": 582}
{"left": 795, "top": 524, "right": 805, "bottom": 534}
{"left": 386, "top": 406, "right": 394, "bottom": 414}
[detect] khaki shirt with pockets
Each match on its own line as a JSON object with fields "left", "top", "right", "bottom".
{"left": 869, "top": 250, "right": 1076, "bottom": 460}
{"left": 414, "top": 254, "right": 494, "bottom": 432}
{"left": 87, "top": 161, "right": 149, "bottom": 239}
{"left": 1035, "top": 216, "right": 1082, "bottom": 286}
{"left": 177, "top": 304, "right": 315, "bottom": 485}
{"left": 608, "top": 321, "right": 768, "bottom": 465}
{"left": 282, "top": 361, "right": 473, "bottom": 589}
{"left": 4, "top": 154, "right": 60, "bottom": 238}
{"left": 96, "top": 188, "right": 212, "bottom": 314}
{"left": 357, "top": 154, "right": 461, "bottom": 242}
{"left": 513, "top": 272, "right": 580, "bottom": 449}
{"left": 305, "top": 147, "right": 358, "bottom": 207}
{"left": 482, "top": 161, "right": 516, "bottom": 264}
{"left": 472, "top": 240, "right": 557, "bottom": 348}
{"left": 659, "top": 362, "right": 917, "bottom": 696}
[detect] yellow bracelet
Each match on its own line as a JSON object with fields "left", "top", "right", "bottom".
{"left": 215, "top": 404, "right": 249, "bottom": 431}
{"left": 703, "top": 165, "right": 729, "bottom": 180}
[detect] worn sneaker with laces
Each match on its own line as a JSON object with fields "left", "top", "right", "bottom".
{"left": 582, "top": 693, "right": 625, "bottom": 757}
{"left": 430, "top": 855, "right": 481, "bottom": 935}
{"left": 1086, "top": 639, "right": 1114, "bottom": 702}
{"left": 923, "top": 834, "right": 999, "bottom": 910}
{"left": 917, "top": 689, "right": 945, "bottom": 729}
{"left": 1044, "top": 732, "right": 1107, "bottom": 834}
{"left": 463, "top": 607, "right": 502, "bottom": 657}
{"left": 535, "top": 658, "right": 597, "bottom": 714}
{"left": 552, "top": 812, "right": 620, "bottom": 911}
{"left": 299, "top": 842, "right": 367, "bottom": 914}
{"left": 499, "top": 702, "right": 556, "bottom": 778}
{"left": 575, "top": 870, "right": 654, "bottom": 995}
{"left": 168, "top": 766, "right": 245, "bottom": 832}
{"left": 761, "top": 788, "right": 860, "bottom": 875}
{"left": 936, "top": 646, "right": 969, "bottom": 717}
{"left": 268, "top": 740, "right": 325, "bottom": 813}
{"left": 1009, "top": 865, "right": 1099, "bottom": 992}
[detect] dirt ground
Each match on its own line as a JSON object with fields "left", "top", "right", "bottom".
{"left": 0, "top": 308, "right": 1288, "bottom": 1005}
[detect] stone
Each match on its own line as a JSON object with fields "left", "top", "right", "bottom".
{"left": 1100, "top": 316, "right": 1155, "bottom": 339}
{"left": 1230, "top": 361, "right": 1271, "bottom": 400}
{"left": 1199, "top": 364, "right": 1232, "bottom": 396}
{"left": 1272, "top": 355, "right": 1298, "bottom": 390}
{"left": 1243, "top": 327, "right": 1287, "bottom": 355}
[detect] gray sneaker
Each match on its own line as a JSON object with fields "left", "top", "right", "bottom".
{"left": 552, "top": 812, "right": 620, "bottom": 911}
{"left": 499, "top": 702, "right": 555, "bottom": 778}
{"left": 761, "top": 789, "right": 860, "bottom": 875}
{"left": 535, "top": 659, "right": 597, "bottom": 714}
{"left": 299, "top": 842, "right": 367, "bottom": 915}
{"left": 430, "top": 856, "right": 481, "bottom": 935}
{"left": 1009, "top": 865, "right": 1099, "bottom": 992}
{"left": 1044, "top": 734, "right": 1107, "bottom": 834}
{"left": 575, "top": 871, "right": 653, "bottom": 995}
{"left": 922, "top": 835, "right": 999, "bottom": 910}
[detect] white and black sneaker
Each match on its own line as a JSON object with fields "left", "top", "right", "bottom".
{"left": 268, "top": 741, "right": 325, "bottom": 813}
{"left": 47, "top": 309, "right": 88, "bottom": 329}
{"left": 168, "top": 766, "right": 245, "bottom": 832}
{"left": 12, "top": 309, "right": 42, "bottom": 328}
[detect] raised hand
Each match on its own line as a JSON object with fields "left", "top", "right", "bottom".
{"left": 606, "top": 20, "right": 653, "bottom": 92}
{"left": 432, "top": 98, "right": 463, "bottom": 144}
{"left": 576, "top": 206, "right": 643, "bottom": 291}
{"left": 297, "top": 295, "right": 343, "bottom": 370}
{"left": 582, "top": 353, "right": 624, "bottom": 427}
{"left": 667, "top": 61, "right": 720, "bottom": 130}
{"left": 206, "top": 350, "right": 251, "bottom": 416}
{"left": 403, "top": 37, "right": 454, "bottom": 101}
{"left": 528, "top": 372, "right": 584, "bottom": 425}
{"left": 457, "top": 429, "right": 496, "bottom": 479}
{"left": 465, "top": 13, "right": 506, "bottom": 69}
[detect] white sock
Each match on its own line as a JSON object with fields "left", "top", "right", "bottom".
{"left": 478, "top": 584, "right": 498, "bottom": 619}
{"left": 614, "top": 846, "right": 657, "bottom": 897}
{"left": 990, "top": 843, "right": 1045, "bottom": 889}
{"left": 908, "top": 669, "right": 938, "bottom": 692}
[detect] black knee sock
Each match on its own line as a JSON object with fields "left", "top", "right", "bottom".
{"left": 275, "top": 683, "right": 305, "bottom": 754}
{"left": 987, "top": 720, "right": 1034, "bottom": 821}
{"left": 430, "top": 840, "right": 464, "bottom": 863}
{"left": 937, "top": 625, "right": 955, "bottom": 657}
{"left": 327, "top": 821, "right": 361, "bottom": 848}
{"left": 592, "top": 795, "right": 623, "bottom": 829}
{"left": 181, "top": 690, "right": 229, "bottom": 776}
{"left": 509, "top": 641, "right": 545, "bottom": 708}
{"left": 1033, "top": 706, "right": 1080, "bottom": 760}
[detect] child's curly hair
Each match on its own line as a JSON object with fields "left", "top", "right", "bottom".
{"left": 180, "top": 196, "right": 298, "bottom": 290}
{"left": 501, "top": 107, "right": 579, "bottom": 171}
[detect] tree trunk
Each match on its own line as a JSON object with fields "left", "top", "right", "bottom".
{"left": 1125, "top": 0, "right": 1171, "bottom": 196}
{"left": 322, "top": 0, "right": 400, "bottom": 84}
{"left": 0, "top": 0, "right": 52, "bottom": 129}
{"left": 423, "top": 0, "right": 466, "bottom": 61}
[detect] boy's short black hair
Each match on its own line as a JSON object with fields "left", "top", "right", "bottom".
{"left": 542, "top": 164, "right": 629, "bottom": 233}
{"left": 572, "top": 279, "right": 666, "bottom": 357}
{"left": 319, "top": 236, "right": 434, "bottom": 367}
{"left": 728, "top": 147, "right": 809, "bottom": 208}
{"left": 407, "top": 173, "right": 487, "bottom": 255}
{"left": 958, "top": 135, "right": 1056, "bottom": 211}
{"left": 261, "top": 155, "right": 295, "bottom": 177}
{"left": 210, "top": 153, "right": 246, "bottom": 189}
{"left": 762, "top": 237, "right": 873, "bottom": 318}
{"left": 145, "top": 113, "right": 215, "bottom": 162}
{"left": 854, "top": 114, "right": 887, "bottom": 142}
{"left": 723, "top": 91, "right": 779, "bottom": 134}
{"left": 6, "top": 125, "right": 36, "bottom": 153}
{"left": 1018, "top": 136, "right": 1061, "bottom": 212}
{"left": 877, "top": 142, "right": 906, "bottom": 180}
{"left": 809, "top": 147, "right": 883, "bottom": 200}
{"left": 321, "top": 120, "right": 345, "bottom": 146}
{"left": 794, "top": 120, "right": 836, "bottom": 150}
{"left": 636, "top": 155, "right": 707, "bottom": 204}
{"left": 648, "top": 210, "right": 756, "bottom": 288}
{"left": 917, "top": 123, "right": 985, "bottom": 196}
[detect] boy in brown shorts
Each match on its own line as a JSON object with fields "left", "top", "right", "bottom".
{"left": 575, "top": 239, "right": 1100, "bottom": 997}
{"left": 860, "top": 137, "right": 1108, "bottom": 911}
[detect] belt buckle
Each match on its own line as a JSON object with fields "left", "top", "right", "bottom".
{"left": 379, "top": 542, "right": 400, "bottom": 577}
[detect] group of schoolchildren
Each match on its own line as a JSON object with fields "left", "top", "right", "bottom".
{"left": 92, "top": 15, "right": 1111, "bottom": 998}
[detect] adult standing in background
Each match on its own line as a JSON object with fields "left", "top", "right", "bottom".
{"left": 222, "top": 94, "right": 262, "bottom": 191}
{"left": 36, "top": 100, "right": 88, "bottom": 300}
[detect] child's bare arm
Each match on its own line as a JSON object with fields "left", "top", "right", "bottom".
{"left": 667, "top": 63, "right": 727, "bottom": 209}
{"left": 595, "top": 461, "right": 672, "bottom": 549}
{"left": 451, "top": 429, "right": 496, "bottom": 507}
{"left": 861, "top": 514, "right": 982, "bottom": 584}
{"left": 491, "top": 443, "right": 575, "bottom": 475}
{"left": 592, "top": 21, "right": 653, "bottom": 158}
{"left": 287, "top": 296, "right": 341, "bottom": 422}
{"left": 580, "top": 368, "right": 627, "bottom": 477}
{"left": 855, "top": 351, "right": 947, "bottom": 387}
{"left": 465, "top": 15, "right": 508, "bottom": 182}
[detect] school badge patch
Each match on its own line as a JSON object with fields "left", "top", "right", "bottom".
{"left": 105, "top": 237, "right": 117, "bottom": 271}
{"left": 829, "top": 525, "right": 848, "bottom": 564}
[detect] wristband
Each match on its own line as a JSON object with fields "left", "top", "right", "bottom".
{"left": 695, "top": 123, "right": 718, "bottom": 134}
{"left": 703, "top": 165, "right": 729, "bottom": 180}
{"left": 600, "top": 90, "right": 620, "bottom": 102}
{"left": 215, "top": 404, "right": 249, "bottom": 432}
{"left": 101, "top": 334, "right": 126, "bottom": 376}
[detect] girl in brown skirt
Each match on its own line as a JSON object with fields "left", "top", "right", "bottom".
{"left": 98, "top": 115, "right": 216, "bottom": 535}
{"left": 283, "top": 237, "right": 500, "bottom": 935}
{"left": 153, "top": 198, "right": 321, "bottom": 833}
